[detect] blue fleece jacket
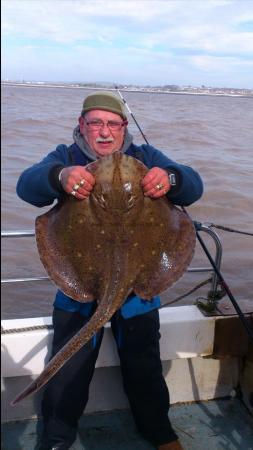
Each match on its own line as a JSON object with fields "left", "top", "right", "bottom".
{"left": 16, "top": 142, "right": 203, "bottom": 318}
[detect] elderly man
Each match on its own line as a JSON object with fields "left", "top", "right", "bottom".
{"left": 17, "top": 91, "right": 203, "bottom": 450}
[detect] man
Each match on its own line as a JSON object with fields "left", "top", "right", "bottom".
{"left": 17, "top": 91, "right": 203, "bottom": 450}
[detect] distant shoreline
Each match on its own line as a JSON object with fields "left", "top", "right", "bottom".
{"left": 1, "top": 82, "right": 252, "bottom": 98}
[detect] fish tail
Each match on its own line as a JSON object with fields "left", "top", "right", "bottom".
{"left": 11, "top": 283, "right": 131, "bottom": 406}
{"left": 11, "top": 381, "right": 40, "bottom": 406}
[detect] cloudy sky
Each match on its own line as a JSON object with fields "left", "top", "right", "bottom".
{"left": 2, "top": 0, "right": 253, "bottom": 88}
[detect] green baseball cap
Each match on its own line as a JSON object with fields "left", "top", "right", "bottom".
{"left": 81, "top": 91, "right": 127, "bottom": 120}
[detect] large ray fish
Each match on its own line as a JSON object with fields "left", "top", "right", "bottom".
{"left": 12, "top": 152, "right": 196, "bottom": 405}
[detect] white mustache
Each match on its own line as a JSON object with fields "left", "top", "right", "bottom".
{"left": 96, "top": 137, "right": 114, "bottom": 143}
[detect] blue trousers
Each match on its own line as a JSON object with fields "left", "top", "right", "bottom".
{"left": 40, "top": 308, "right": 178, "bottom": 448}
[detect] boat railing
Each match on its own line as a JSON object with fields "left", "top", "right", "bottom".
{"left": 1, "top": 225, "right": 222, "bottom": 300}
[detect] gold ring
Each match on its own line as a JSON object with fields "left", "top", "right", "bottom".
{"left": 71, "top": 190, "right": 77, "bottom": 197}
{"left": 79, "top": 179, "right": 85, "bottom": 187}
{"left": 156, "top": 183, "right": 164, "bottom": 191}
{"left": 73, "top": 183, "right": 80, "bottom": 191}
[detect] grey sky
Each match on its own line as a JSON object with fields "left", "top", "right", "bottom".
{"left": 2, "top": 0, "right": 253, "bottom": 88}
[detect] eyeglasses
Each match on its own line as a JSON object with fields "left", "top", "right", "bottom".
{"left": 84, "top": 119, "right": 128, "bottom": 131}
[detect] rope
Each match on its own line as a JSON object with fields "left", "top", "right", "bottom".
{"left": 1, "top": 324, "right": 53, "bottom": 335}
{"left": 209, "top": 223, "right": 253, "bottom": 237}
{"left": 160, "top": 277, "right": 212, "bottom": 308}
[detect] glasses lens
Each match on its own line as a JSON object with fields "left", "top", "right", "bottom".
{"left": 107, "top": 121, "right": 122, "bottom": 130}
{"left": 86, "top": 120, "right": 103, "bottom": 130}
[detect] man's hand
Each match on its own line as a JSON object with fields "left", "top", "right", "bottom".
{"left": 59, "top": 165, "right": 95, "bottom": 199}
{"left": 141, "top": 167, "right": 171, "bottom": 198}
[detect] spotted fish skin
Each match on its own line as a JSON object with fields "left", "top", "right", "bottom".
{"left": 11, "top": 152, "right": 196, "bottom": 405}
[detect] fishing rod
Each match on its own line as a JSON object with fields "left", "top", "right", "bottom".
{"left": 115, "top": 86, "right": 253, "bottom": 343}
{"left": 115, "top": 86, "right": 149, "bottom": 144}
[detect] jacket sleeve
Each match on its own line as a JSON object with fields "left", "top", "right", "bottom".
{"left": 16, "top": 145, "right": 70, "bottom": 207}
{"left": 142, "top": 145, "right": 204, "bottom": 206}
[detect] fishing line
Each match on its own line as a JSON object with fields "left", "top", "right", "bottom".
{"left": 115, "top": 87, "right": 253, "bottom": 343}
{"left": 115, "top": 86, "right": 149, "bottom": 144}
{"left": 209, "top": 223, "right": 253, "bottom": 237}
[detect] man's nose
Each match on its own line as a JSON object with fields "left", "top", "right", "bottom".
{"left": 99, "top": 124, "right": 111, "bottom": 137}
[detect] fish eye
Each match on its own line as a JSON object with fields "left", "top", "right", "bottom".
{"left": 124, "top": 182, "right": 132, "bottom": 192}
{"left": 127, "top": 194, "right": 135, "bottom": 209}
{"left": 92, "top": 190, "right": 107, "bottom": 209}
{"left": 99, "top": 194, "right": 106, "bottom": 207}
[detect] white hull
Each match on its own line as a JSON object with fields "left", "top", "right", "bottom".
{"left": 2, "top": 305, "right": 252, "bottom": 422}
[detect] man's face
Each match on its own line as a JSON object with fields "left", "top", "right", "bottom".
{"left": 79, "top": 109, "right": 126, "bottom": 157}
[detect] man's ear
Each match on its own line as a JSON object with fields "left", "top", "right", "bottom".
{"left": 79, "top": 116, "right": 85, "bottom": 135}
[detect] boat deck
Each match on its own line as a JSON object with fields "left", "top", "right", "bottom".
{"left": 2, "top": 397, "right": 253, "bottom": 450}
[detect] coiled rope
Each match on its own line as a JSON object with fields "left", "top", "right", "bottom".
{"left": 1, "top": 324, "right": 53, "bottom": 335}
